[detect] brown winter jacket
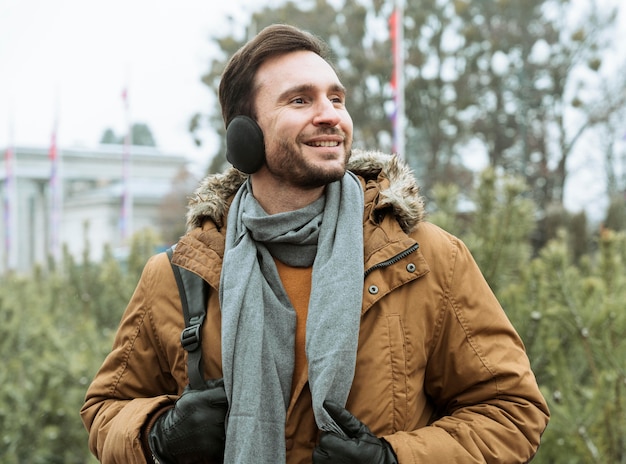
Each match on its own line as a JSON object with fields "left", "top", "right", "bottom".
{"left": 81, "top": 149, "right": 549, "bottom": 463}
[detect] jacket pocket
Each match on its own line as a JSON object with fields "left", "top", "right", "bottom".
{"left": 386, "top": 314, "right": 409, "bottom": 432}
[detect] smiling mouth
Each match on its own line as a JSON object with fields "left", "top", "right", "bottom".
{"left": 306, "top": 140, "right": 341, "bottom": 147}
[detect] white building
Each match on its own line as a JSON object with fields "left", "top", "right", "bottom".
{"left": 0, "top": 144, "right": 190, "bottom": 274}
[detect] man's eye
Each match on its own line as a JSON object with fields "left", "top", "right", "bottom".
{"left": 292, "top": 97, "right": 306, "bottom": 104}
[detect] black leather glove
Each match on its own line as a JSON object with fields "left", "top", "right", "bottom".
{"left": 148, "top": 378, "right": 228, "bottom": 464}
{"left": 312, "top": 401, "right": 398, "bottom": 464}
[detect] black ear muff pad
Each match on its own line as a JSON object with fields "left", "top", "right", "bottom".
{"left": 225, "top": 115, "right": 265, "bottom": 174}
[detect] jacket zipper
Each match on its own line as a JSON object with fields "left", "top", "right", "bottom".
{"left": 364, "top": 243, "right": 420, "bottom": 278}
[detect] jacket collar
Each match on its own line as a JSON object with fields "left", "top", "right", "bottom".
{"left": 185, "top": 149, "right": 425, "bottom": 233}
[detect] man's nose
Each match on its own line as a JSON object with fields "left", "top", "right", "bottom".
{"left": 312, "top": 99, "right": 342, "bottom": 126}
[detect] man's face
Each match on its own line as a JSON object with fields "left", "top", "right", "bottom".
{"left": 253, "top": 50, "right": 353, "bottom": 189}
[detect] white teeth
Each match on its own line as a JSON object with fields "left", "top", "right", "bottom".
{"left": 310, "top": 141, "right": 339, "bottom": 147}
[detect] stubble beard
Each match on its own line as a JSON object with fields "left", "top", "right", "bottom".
{"left": 266, "top": 132, "right": 353, "bottom": 190}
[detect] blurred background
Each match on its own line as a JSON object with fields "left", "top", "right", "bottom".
{"left": 0, "top": 0, "right": 625, "bottom": 462}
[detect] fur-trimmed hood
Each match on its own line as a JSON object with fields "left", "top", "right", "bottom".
{"left": 185, "top": 149, "right": 425, "bottom": 233}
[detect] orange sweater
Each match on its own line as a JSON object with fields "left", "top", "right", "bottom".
{"left": 274, "top": 259, "right": 312, "bottom": 398}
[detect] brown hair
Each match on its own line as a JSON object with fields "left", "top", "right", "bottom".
{"left": 218, "top": 24, "right": 332, "bottom": 127}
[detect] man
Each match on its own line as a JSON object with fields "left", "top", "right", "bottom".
{"left": 81, "top": 24, "right": 549, "bottom": 463}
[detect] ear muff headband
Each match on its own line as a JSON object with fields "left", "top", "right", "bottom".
{"left": 225, "top": 115, "right": 265, "bottom": 174}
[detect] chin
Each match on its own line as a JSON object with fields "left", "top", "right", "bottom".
{"left": 298, "top": 166, "right": 346, "bottom": 189}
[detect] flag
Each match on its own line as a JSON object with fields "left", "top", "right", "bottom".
{"left": 390, "top": 8, "right": 398, "bottom": 96}
{"left": 49, "top": 122, "right": 62, "bottom": 262}
{"left": 390, "top": 0, "right": 405, "bottom": 158}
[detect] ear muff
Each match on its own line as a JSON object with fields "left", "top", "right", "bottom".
{"left": 225, "top": 115, "right": 265, "bottom": 174}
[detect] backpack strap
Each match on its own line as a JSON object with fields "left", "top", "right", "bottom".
{"left": 166, "top": 246, "right": 209, "bottom": 390}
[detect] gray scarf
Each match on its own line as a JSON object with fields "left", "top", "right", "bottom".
{"left": 219, "top": 172, "right": 364, "bottom": 463}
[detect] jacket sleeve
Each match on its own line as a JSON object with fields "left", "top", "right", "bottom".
{"left": 384, "top": 233, "right": 549, "bottom": 463}
{"left": 80, "top": 253, "right": 184, "bottom": 464}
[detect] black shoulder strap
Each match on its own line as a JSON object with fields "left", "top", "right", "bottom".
{"left": 166, "top": 246, "right": 209, "bottom": 390}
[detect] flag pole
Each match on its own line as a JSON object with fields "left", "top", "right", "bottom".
{"left": 391, "top": 0, "right": 406, "bottom": 159}
{"left": 121, "top": 83, "right": 133, "bottom": 243}
{"left": 49, "top": 99, "right": 62, "bottom": 264}
{"left": 3, "top": 120, "right": 17, "bottom": 272}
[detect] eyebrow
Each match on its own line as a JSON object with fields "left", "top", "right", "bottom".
{"left": 277, "top": 83, "right": 346, "bottom": 102}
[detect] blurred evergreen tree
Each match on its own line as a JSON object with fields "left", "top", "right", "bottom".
{"left": 158, "top": 167, "right": 199, "bottom": 245}
{"left": 100, "top": 122, "right": 157, "bottom": 147}
{"left": 429, "top": 167, "right": 535, "bottom": 293}
{"left": 500, "top": 229, "right": 626, "bottom": 463}
{"left": 0, "top": 229, "right": 159, "bottom": 463}
{"left": 430, "top": 169, "right": 626, "bottom": 462}
{"left": 568, "top": 210, "right": 590, "bottom": 264}
{"left": 604, "top": 194, "right": 626, "bottom": 232}
{"left": 99, "top": 128, "right": 117, "bottom": 144}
